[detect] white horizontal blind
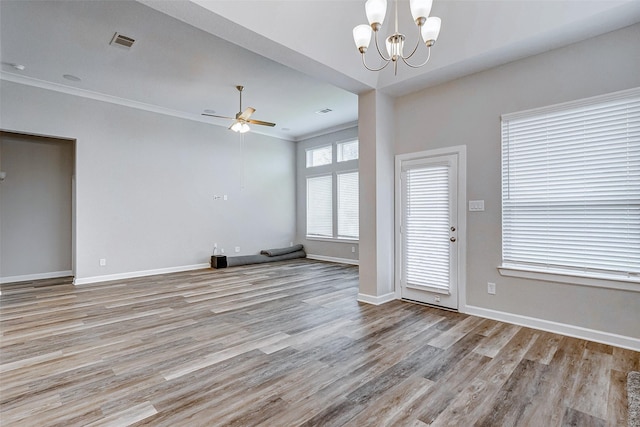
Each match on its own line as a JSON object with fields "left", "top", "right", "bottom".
{"left": 404, "top": 162, "right": 451, "bottom": 292}
{"left": 337, "top": 172, "right": 359, "bottom": 239}
{"left": 307, "top": 175, "right": 333, "bottom": 237}
{"left": 502, "top": 89, "right": 640, "bottom": 277}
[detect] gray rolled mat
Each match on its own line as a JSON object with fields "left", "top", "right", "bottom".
{"left": 226, "top": 249, "right": 306, "bottom": 267}
{"left": 260, "top": 244, "right": 304, "bottom": 257}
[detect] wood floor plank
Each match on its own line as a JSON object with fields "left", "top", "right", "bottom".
{"left": 607, "top": 369, "right": 628, "bottom": 427}
{"left": 568, "top": 348, "right": 612, "bottom": 419}
{"left": 0, "top": 259, "right": 636, "bottom": 426}
{"left": 427, "top": 327, "right": 539, "bottom": 426}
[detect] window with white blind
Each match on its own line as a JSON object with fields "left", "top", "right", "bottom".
{"left": 306, "top": 175, "right": 333, "bottom": 238}
{"left": 304, "top": 138, "right": 359, "bottom": 241}
{"left": 501, "top": 88, "right": 640, "bottom": 283}
{"left": 338, "top": 171, "right": 359, "bottom": 239}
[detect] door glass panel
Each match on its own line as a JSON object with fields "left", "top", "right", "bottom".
{"left": 404, "top": 162, "right": 451, "bottom": 293}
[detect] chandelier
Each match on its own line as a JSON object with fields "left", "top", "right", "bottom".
{"left": 353, "top": 0, "right": 441, "bottom": 75}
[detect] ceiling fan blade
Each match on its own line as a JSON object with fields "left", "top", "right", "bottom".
{"left": 237, "top": 107, "right": 256, "bottom": 121}
{"left": 202, "top": 113, "right": 235, "bottom": 120}
{"left": 247, "top": 119, "right": 276, "bottom": 127}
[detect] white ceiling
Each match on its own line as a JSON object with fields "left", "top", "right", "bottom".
{"left": 2, "top": 0, "right": 639, "bottom": 141}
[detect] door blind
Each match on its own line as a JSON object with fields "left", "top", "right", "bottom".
{"left": 403, "top": 162, "right": 451, "bottom": 292}
{"left": 501, "top": 88, "right": 640, "bottom": 277}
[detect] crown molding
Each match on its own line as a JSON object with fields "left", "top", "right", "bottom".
{"left": 294, "top": 121, "right": 358, "bottom": 142}
{"left": 0, "top": 71, "right": 300, "bottom": 141}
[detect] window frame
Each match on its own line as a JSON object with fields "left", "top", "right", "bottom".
{"left": 336, "top": 170, "right": 359, "bottom": 240}
{"left": 306, "top": 174, "right": 334, "bottom": 239}
{"left": 498, "top": 87, "right": 640, "bottom": 292}
{"left": 304, "top": 138, "right": 359, "bottom": 242}
{"left": 305, "top": 144, "right": 333, "bottom": 168}
{"left": 337, "top": 139, "right": 359, "bottom": 163}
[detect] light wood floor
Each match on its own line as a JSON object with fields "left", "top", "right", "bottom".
{"left": 1, "top": 260, "right": 638, "bottom": 426}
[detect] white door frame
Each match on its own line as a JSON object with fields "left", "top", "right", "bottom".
{"left": 394, "top": 145, "right": 467, "bottom": 310}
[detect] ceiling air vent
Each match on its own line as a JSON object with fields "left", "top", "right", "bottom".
{"left": 110, "top": 32, "right": 135, "bottom": 49}
{"left": 316, "top": 108, "right": 333, "bottom": 115}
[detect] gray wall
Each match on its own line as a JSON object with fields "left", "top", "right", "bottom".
{"left": 296, "top": 126, "right": 359, "bottom": 262}
{"left": 395, "top": 24, "right": 640, "bottom": 338}
{"left": 0, "top": 133, "right": 73, "bottom": 280}
{"left": 0, "top": 81, "right": 296, "bottom": 281}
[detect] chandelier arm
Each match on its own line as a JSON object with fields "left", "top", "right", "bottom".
{"left": 362, "top": 53, "right": 391, "bottom": 72}
{"left": 401, "top": 24, "right": 424, "bottom": 60}
{"left": 401, "top": 46, "right": 432, "bottom": 68}
{"left": 373, "top": 30, "right": 392, "bottom": 62}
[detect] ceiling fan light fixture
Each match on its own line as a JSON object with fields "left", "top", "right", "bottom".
{"left": 231, "top": 121, "right": 250, "bottom": 133}
{"left": 202, "top": 86, "right": 275, "bottom": 133}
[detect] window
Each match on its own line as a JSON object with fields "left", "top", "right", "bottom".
{"left": 501, "top": 88, "right": 640, "bottom": 281}
{"left": 337, "top": 172, "right": 359, "bottom": 239}
{"left": 337, "top": 140, "right": 359, "bottom": 162}
{"left": 304, "top": 138, "right": 359, "bottom": 240}
{"left": 306, "top": 145, "right": 332, "bottom": 168}
{"left": 306, "top": 175, "right": 333, "bottom": 238}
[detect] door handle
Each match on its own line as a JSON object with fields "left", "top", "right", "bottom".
{"left": 450, "top": 237, "right": 456, "bottom": 242}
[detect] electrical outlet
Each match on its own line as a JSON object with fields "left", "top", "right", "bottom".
{"left": 99, "top": 258, "right": 107, "bottom": 267}
{"left": 351, "top": 246, "right": 356, "bottom": 253}
{"left": 223, "top": 195, "right": 228, "bottom": 201}
{"left": 235, "top": 246, "right": 240, "bottom": 253}
{"left": 488, "top": 282, "right": 496, "bottom": 295}
{"left": 434, "top": 295, "right": 441, "bottom": 303}
{"left": 221, "top": 248, "right": 225, "bottom": 254}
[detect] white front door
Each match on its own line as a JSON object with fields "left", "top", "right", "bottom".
{"left": 397, "top": 150, "right": 463, "bottom": 310}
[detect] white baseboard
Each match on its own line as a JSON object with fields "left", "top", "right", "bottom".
{"left": 73, "top": 263, "right": 210, "bottom": 286}
{"left": 306, "top": 254, "right": 359, "bottom": 266}
{"left": 463, "top": 304, "right": 640, "bottom": 352}
{"left": 357, "top": 292, "right": 396, "bottom": 305}
{"left": 0, "top": 270, "right": 73, "bottom": 284}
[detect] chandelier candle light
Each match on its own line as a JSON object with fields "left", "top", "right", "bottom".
{"left": 353, "top": 0, "right": 441, "bottom": 75}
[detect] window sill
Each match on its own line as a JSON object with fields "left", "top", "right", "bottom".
{"left": 306, "top": 236, "right": 359, "bottom": 244}
{"left": 497, "top": 264, "right": 640, "bottom": 293}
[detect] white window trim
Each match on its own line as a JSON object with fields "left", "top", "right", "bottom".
{"left": 337, "top": 138, "right": 359, "bottom": 163}
{"left": 305, "top": 169, "right": 360, "bottom": 241}
{"left": 304, "top": 138, "right": 359, "bottom": 241}
{"left": 306, "top": 236, "right": 359, "bottom": 244}
{"left": 306, "top": 173, "right": 333, "bottom": 239}
{"left": 498, "top": 264, "right": 640, "bottom": 292}
{"left": 305, "top": 144, "right": 333, "bottom": 168}
{"left": 500, "top": 86, "right": 640, "bottom": 293}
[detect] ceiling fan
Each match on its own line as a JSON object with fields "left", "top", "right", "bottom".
{"left": 202, "top": 85, "right": 276, "bottom": 133}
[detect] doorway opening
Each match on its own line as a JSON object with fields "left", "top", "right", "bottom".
{"left": 395, "top": 145, "right": 466, "bottom": 310}
{"left": 0, "top": 130, "right": 76, "bottom": 285}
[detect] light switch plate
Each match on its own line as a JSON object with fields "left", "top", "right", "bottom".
{"left": 469, "top": 200, "right": 485, "bottom": 211}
